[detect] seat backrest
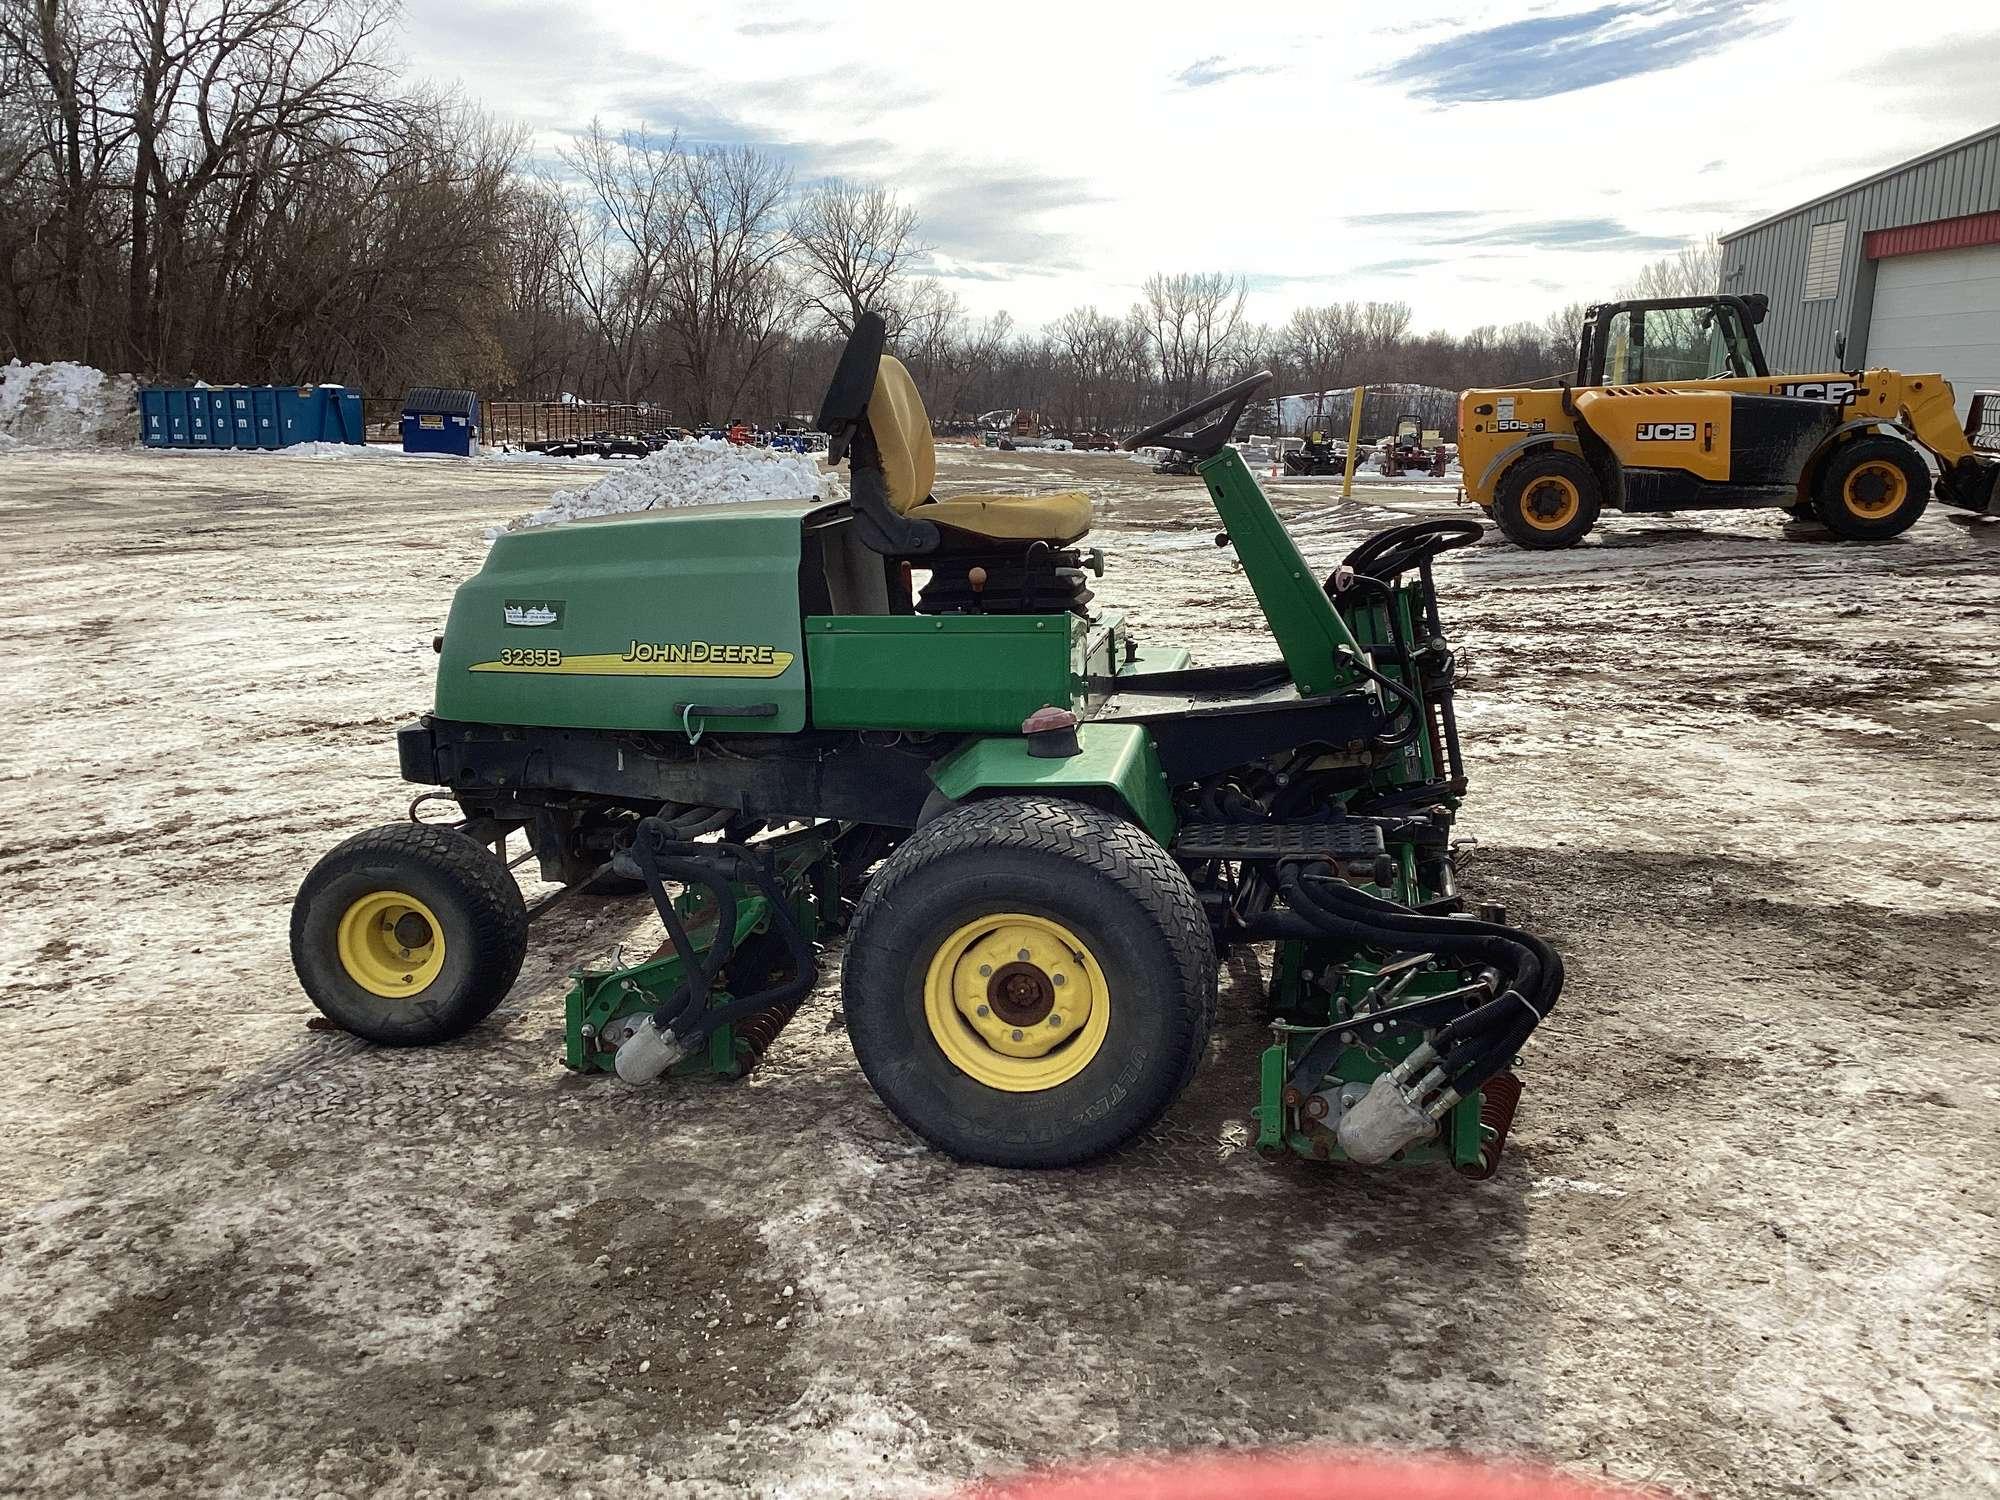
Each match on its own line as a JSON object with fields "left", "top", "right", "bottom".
{"left": 867, "top": 356, "right": 935, "bottom": 515}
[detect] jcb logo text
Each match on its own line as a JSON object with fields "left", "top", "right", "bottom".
{"left": 1778, "top": 381, "right": 1856, "bottom": 404}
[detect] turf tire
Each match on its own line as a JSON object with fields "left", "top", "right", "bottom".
{"left": 842, "top": 797, "right": 1216, "bottom": 1168}
{"left": 292, "top": 822, "right": 528, "bottom": 1045}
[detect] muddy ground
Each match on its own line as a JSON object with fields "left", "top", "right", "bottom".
{"left": 1, "top": 443, "right": 1996, "bottom": 1498}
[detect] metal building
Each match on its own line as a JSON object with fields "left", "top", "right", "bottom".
{"left": 1719, "top": 124, "right": 2000, "bottom": 416}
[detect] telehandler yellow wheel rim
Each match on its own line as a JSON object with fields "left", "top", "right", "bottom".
{"left": 1842, "top": 461, "right": 1908, "bottom": 519}
{"left": 336, "top": 890, "right": 446, "bottom": 998}
{"left": 923, "top": 913, "right": 1109, "bottom": 1092}
{"left": 1521, "top": 476, "right": 1581, "bottom": 531}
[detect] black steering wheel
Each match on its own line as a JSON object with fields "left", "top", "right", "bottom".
{"left": 1336, "top": 518, "right": 1483, "bottom": 583}
{"left": 1123, "top": 370, "right": 1274, "bottom": 458}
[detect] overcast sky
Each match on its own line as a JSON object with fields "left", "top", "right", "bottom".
{"left": 394, "top": 0, "right": 2000, "bottom": 336}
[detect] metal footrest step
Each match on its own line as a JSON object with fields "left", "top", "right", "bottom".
{"left": 1172, "top": 820, "right": 1387, "bottom": 870}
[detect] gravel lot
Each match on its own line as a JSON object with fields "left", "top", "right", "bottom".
{"left": 2, "top": 443, "right": 1996, "bottom": 1498}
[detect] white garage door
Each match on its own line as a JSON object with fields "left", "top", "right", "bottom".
{"left": 1866, "top": 244, "right": 2000, "bottom": 421}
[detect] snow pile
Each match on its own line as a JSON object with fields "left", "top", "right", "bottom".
{"left": 506, "top": 439, "right": 844, "bottom": 530}
{"left": 0, "top": 360, "right": 138, "bottom": 449}
{"left": 271, "top": 440, "right": 395, "bottom": 460}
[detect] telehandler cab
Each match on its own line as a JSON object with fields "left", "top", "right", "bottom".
{"left": 1459, "top": 292, "right": 2000, "bottom": 547}
{"left": 292, "top": 312, "right": 1561, "bottom": 1173}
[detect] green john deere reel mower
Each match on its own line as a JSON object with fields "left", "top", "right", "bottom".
{"left": 292, "top": 311, "right": 1562, "bottom": 1173}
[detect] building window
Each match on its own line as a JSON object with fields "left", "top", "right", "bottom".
{"left": 1802, "top": 220, "right": 1846, "bottom": 301}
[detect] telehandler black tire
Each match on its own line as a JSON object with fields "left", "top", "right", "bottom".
{"left": 842, "top": 797, "right": 1216, "bottom": 1168}
{"left": 1491, "top": 451, "right": 1601, "bottom": 549}
{"left": 291, "top": 822, "right": 528, "bottom": 1045}
{"left": 1813, "top": 435, "right": 1930, "bottom": 540}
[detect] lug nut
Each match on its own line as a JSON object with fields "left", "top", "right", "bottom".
{"left": 976, "top": 1005, "right": 990, "bottom": 1018}
{"left": 1047, "top": 1015, "right": 1062, "bottom": 1028}
{"left": 1017, "top": 949, "right": 1031, "bottom": 962}
{"left": 1010, "top": 1029, "right": 1024, "bottom": 1042}
{"left": 978, "top": 964, "right": 991, "bottom": 976}
{"left": 1051, "top": 973, "right": 1066, "bottom": 987}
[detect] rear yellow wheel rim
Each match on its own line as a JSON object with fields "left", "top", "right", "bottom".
{"left": 1843, "top": 461, "right": 1907, "bottom": 519}
{"left": 336, "top": 890, "right": 446, "bottom": 998}
{"left": 922, "top": 913, "right": 1109, "bottom": 1092}
{"left": 1521, "top": 476, "right": 1581, "bottom": 531}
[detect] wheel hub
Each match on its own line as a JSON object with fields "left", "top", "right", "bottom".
{"left": 1523, "top": 478, "right": 1579, "bottom": 528}
{"left": 1845, "top": 461, "right": 1905, "bottom": 518}
{"left": 988, "top": 961, "right": 1055, "bottom": 1026}
{"left": 922, "top": 913, "right": 1109, "bottom": 1091}
{"left": 336, "top": 889, "right": 446, "bottom": 998}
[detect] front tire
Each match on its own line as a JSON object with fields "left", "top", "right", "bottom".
{"left": 842, "top": 798, "right": 1216, "bottom": 1167}
{"left": 1491, "top": 450, "right": 1601, "bottom": 548}
{"left": 1813, "top": 435, "right": 1930, "bottom": 540}
{"left": 292, "top": 823, "right": 529, "bottom": 1044}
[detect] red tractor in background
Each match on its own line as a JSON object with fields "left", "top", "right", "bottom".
{"left": 1377, "top": 412, "right": 1451, "bottom": 477}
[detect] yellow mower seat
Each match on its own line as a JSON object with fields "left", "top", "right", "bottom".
{"left": 868, "top": 354, "right": 1093, "bottom": 546}
{"left": 918, "top": 491, "right": 1092, "bottom": 544}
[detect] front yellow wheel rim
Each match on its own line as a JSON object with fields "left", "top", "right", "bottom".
{"left": 1521, "top": 476, "right": 1581, "bottom": 530}
{"left": 922, "top": 913, "right": 1109, "bottom": 1093}
{"left": 1843, "top": 461, "right": 1908, "bottom": 519}
{"left": 336, "top": 890, "right": 446, "bottom": 998}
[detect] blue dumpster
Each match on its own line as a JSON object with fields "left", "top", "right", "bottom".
{"left": 139, "top": 384, "right": 365, "bottom": 449}
{"left": 277, "top": 386, "right": 364, "bottom": 445}
{"left": 401, "top": 388, "right": 478, "bottom": 457}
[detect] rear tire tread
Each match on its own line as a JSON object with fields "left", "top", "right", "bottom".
{"left": 844, "top": 797, "right": 1216, "bottom": 1167}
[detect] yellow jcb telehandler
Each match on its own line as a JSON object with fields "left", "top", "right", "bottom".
{"left": 1457, "top": 293, "right": 2000, "bottom": 548}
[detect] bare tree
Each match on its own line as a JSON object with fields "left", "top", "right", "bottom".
{"left": 790, "top": 181, "right": 924, "bottom": 338}
{"left": 1281, "top": 301, "right": 1361, "bottom": 420}
{"left": 1355, "top": 300, "right": 1414, "bottom": 357}
{"left": 1624, "top": 235, "right": 1722, "bottom": 300}
{"left": 494, "top": 180, "right": 582, "bottom": 397}
{"left": 657, "top": 144, "right": 793, "bottom": 421}
{"left": 555, "top": 123, "right": 683, "bottom": 400}
{"left": 1538, "top": 300, "right": 1591, "bottom": 377}
{"left": 113, "top": 0, "right": 405, "bottom": 368}
{"left": 1134, "top": 271, "right": 1247, "bottom": 408}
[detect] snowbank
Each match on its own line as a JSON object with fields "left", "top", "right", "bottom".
{"left": 270, "top": 440, "right": 401, "bottom": 461}
{"left": 0, "top": 361, "right": 138, "bottom": 449}
{"left": 505, "top": 439, "right": 845, "bottom": 530}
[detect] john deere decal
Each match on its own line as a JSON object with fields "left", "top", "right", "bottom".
{"left": 470, "top": 640, "right": 794, "bottom": 678}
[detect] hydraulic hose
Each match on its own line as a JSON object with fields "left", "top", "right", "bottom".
{"left": 1307, "top": 873, "right": 1564, "bottom": 999}
{"left": 630, "top": 824, "right": 819, "bottom": 1046}
{"left": 1274, "top": 861, "right": 1562, "bottom": 1095}
{"left": 631, "top": 833, "right": 740, "bottom": 1033}
{"left": 1284, "top": 866, "right": 1547, "bottom": 1002}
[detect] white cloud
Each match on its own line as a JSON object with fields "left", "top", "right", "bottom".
{"left": 395, "top": 0, "right": 2000, "bottom": 334}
